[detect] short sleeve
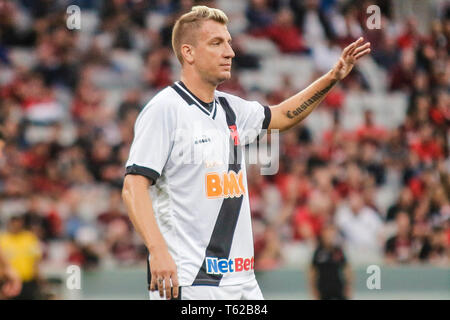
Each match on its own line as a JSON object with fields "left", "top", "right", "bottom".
{"left": 219, "top": 92, "right": 271, "bottom": 146}
{"left": 125, "top": 100, "right": 175, "bottom": 185}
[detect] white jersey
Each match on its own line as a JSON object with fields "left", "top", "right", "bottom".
{"left": 125, "top": 81, "right": 271, "bottom": 287}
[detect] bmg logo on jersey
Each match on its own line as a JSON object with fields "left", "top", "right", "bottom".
{"left": 206, "top": 256, "right": 255, "bottom": 275}
{"left": 205, "top": 170, "right": 246, "bottom": 198}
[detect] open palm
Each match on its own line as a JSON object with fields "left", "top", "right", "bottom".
{"left": 332, "top": 37, "right": 371, "bottom": 80}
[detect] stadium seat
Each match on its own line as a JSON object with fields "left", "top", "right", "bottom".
{"left": 238, "top": 35, "right": 280, "bottom": 57}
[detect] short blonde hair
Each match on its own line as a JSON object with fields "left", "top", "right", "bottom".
{"left": 171, "top": 6, "right": 229, "bottom": 64}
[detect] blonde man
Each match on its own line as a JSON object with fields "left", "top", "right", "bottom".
{"left": 122, "top": 6, "right": 370, "bottom": 300}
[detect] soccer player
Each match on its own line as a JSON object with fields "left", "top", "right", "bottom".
{"left": 122, "top": 6, "right": 370, "bottom": 300}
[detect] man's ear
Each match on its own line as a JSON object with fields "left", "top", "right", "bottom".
{"left": 181, "top": 44, "right": 194, "bottom": 64}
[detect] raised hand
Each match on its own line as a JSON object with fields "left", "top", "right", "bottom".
{"left": 331, "top": 37, "right": 371, "bottom": 81}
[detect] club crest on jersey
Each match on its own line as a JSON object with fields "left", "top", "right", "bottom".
{"left": 228, "top": 125, "right": 240, "bottom": 146}
{"left": 205, "top": 256, "right": 255, "bottom": 275}
{"left": 205, "top": 170, "right": 245, "bottom": 198}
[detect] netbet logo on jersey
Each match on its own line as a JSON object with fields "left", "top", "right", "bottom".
{"left": 205, "top": 256, "right": 255, "bottom": 275}
{"left": 205, "top": 170, "right": 246, "bottom": 198}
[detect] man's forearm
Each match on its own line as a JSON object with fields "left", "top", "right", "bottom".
{"left": 268, "top": 69, "right": 339, "bottom": 132}
{"left": 122, "top": 175, "right": 167, "bottom": 254}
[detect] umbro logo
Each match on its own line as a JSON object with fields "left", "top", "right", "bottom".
{"left": 194, "top": 136, "right": 212, "bottom": 145}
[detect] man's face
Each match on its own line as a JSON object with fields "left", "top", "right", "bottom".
{"left": 322, "top": 227, "right": 337, "bottom": 246}
{"left": 189, "top": 20, "right": 235, "bottom": 86}
{"left": 8, "top": 218, "right": 24, "bottom": 234}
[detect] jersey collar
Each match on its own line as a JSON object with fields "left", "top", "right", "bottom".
{"left": 171, "top": 81, "right": 217, "bottom": 119}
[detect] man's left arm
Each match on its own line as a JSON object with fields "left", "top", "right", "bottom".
{"left": 267, "top": 37, "right": 371, "bottom": 133}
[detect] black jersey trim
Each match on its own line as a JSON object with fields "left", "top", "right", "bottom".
{"left": 178, "top": 81, "right": 215, "bottom": 111}
{"left": 125, "top": 164, "right": 160, "bottom": 185}
{"left": 262, "top": 105, "right": 272, "bottom": 130}
{"left": 211, "top": 99, "right": 218, "bottom": 120}
{"left": 171, "top": 83, "right": 210, "bottom": 116}
{"left": 192, "top": 97, "right": 244, "bottom": 286}
{"left": 253, "top": 105, "right": 272, "bottom": 144}
{"left": 172, "top": 82, "right": 219, "bottom": 118}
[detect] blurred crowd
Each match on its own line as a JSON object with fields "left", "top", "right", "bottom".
{"left": 0, "top": 0, "right": 449, "bottom": 299}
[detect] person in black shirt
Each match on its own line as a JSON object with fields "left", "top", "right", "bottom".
{"left": 384, "top": 211, "right": 414, "bottom": 264}
{"left": 308, "top": 224, "right": 353, "bottom": 300}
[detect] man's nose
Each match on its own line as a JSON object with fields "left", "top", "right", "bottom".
{"left": 224, "top": 42, "right": 235, "bottom": 59}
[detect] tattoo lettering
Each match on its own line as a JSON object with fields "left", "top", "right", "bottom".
{"left": 286, "top": 80, "right": 338, "bottom": 119}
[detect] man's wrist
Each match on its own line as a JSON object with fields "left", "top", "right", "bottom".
{"left": 327, "top": 68, "right": 340, "bottom": 82}
{"left": 148, "top": 240, "right": 168, "bottom": 255}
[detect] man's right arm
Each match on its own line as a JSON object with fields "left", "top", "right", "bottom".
{"left": 122, "top": 174, "right": 179, "bottom": 299}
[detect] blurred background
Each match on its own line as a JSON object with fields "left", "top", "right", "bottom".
{"left": 0, "top": 0, "right": 448, "bottom": 300}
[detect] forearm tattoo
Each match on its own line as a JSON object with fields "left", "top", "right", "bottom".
{"left": 286, "top": 79, "right": 338, "bottom": 119}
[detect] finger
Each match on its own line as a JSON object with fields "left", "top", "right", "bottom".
{"left": 342, "top": 37, "right": 362, "bottom": 56}
{"left": 348, "top": 37, "right": 364, "bottom": 55}
{"left": 164, "top": 275, "right": 172, "bottom": 300}
{"left": 342, "top": 42, "right": 357, "bottom": 57}
{"left": 344, "top": 37, "right": 363, "bottom": 56}
{"left": 158, "top": 278, "right": 164, "bottom": 298}
{"left": 150, "top": 274, "right": 157, "bottom": 291}
{"left": 355, "top": 48, "right": 371, "bottom": 60}
{"left": 352, "top": 42, "right": 371, "bottom": 56}
{"left": 171, "top": 274, "right": 179, "bottom": 299}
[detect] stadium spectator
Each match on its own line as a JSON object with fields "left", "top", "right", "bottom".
{"left": 245, "top": 0, "right": 276, "bottom": 32}
{"left": 0, "top": 248, "right": 22, "bottom": 300}
{"left": 308, "top": 224, "right": 352, "bottom": 300}
{"left": 386, "top": 187, "right": 415, "bottom": 222}
{"left": 384, "top": 211, "right": 414, "bottom": 264}
{"left": 0, "top": 130, "right": 22, "bottom": 300}
{"left": 254, "top": 225, "right": 282, "bottom": 271}
{"left": 354, "top": 109, "right": 388, "bottom": 143}
{"left": 293, "top": 192, "right": 332, "bottom": 243}
{"left": 252, "top": 8, "right": 309, "bottom": 54}
{"left": 389, "top": 48, "right": 416, "bottom": 91}
{"left": 0, "top": 216, "right": 43, "bottom": 299}
{"left": 290, "top": 0, "right": 336, "bottom": 46}
{"left": 335, "top": 192, "right": 384, "bottom": 252}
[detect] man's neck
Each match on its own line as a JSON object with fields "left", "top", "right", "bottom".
{"left": 180, "top": 72, "right": 216, "bottom": 103}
